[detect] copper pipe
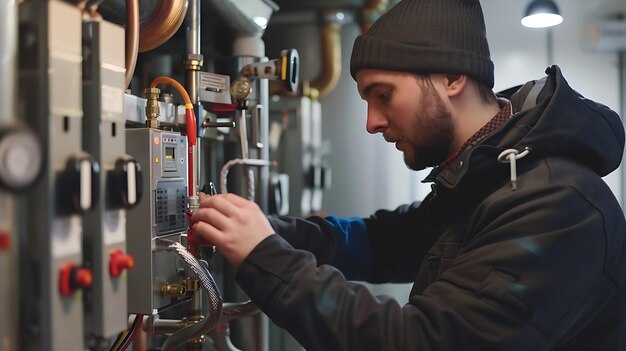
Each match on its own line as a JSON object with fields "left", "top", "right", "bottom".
{"left": 85, "top": 0, "right": 106, "bottom": 16}
{"left": 75, "top": 0, "right": 89, "bottom": 11}
{"left": 359, "top": 0, "right": 389, "bottom": 33}
{"left": 270, "top": 13, "right": 342, "bottom": 99}
{"left": 125, "top": 0, "right": 139, "bottom": 88}
{"left": 310, "top": 19, "right": 341, "bottom": 99}
{"left": 139, "top": 0, "right": 188, "bottom": 53}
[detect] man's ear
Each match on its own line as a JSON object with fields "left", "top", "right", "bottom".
{"left": 443, "top": 74, "right": 467, "bottom": 97}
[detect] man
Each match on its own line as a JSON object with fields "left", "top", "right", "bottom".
{"left": 193, "top": 0, "right": 626, "bottom": 349}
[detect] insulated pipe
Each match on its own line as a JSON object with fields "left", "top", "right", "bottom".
{"left": 139, "top": 0, "right": 188, "bottom": 53}
{"left": 310, "top": 18, "right": 342, "bottom": 99}
{"left": 269, "top": 10, "right": 344, "bottom": 99}
{"left": 125, "top": 0, "right": 139, "bottom": 88}
{"left": 359, "top": 0, "right": 389, "bottom": 33}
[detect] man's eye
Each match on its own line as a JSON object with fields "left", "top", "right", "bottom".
{"left": 379, "top": 92, "right": 391, "bottom": 104}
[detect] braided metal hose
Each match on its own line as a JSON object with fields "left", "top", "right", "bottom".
{"left": 219, "top": 158, "right": 270, "bottom": 198}
{"left": 155, "top": 239, "right": 223, "bottom": 351}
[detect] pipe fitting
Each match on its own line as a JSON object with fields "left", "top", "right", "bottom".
{"left": 188, "top": 195, "right": 199, "bottom": 213}
{"left": 161, "top": 283, "right": 187, "bottom": 298}
{"left": 184, "top": 53, "right": 204, "bottom": 71}
{"left": 144, "top": 87, "right": 161, "bottom": 128}
{"left": 180, "top": 276, "right": 200, "bottom": 292}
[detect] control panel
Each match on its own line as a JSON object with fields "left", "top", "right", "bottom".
{"left": 126, "top": 128, "right": 188, "bottom": 314}
{"left": 19, "top": 1, "right": 95, "bottom": 350}
{"left": 81, "top": 18, "right": 140, "bottom": 342}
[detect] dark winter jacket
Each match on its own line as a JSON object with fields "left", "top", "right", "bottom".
{"left": 235, "top": 66, "right": 626, "bottom": 350}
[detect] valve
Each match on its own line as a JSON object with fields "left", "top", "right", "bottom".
{"left": 108, "top": 155, "right": 142, "bottom": 209}
{"left": 280, "top": 48, "right": 299, "bottom": 93}
{"left": 109, "top": 249, "right": 134, "bottom": 277}
{"left": 237, "top": 48, "right": 300, "bottom": 94}
{"left": 59, "top": 262, "right": 93, "bottom": 296}
{"left": 161, "top": 283, "right": 187, "bottom": 298}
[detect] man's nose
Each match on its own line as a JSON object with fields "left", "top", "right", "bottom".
{"left": 366, "top": 106, "right": 388, "bottom": 134}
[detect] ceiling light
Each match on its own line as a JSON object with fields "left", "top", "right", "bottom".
{"left": 521, "top": 0, "right": 563, "bottom": 28}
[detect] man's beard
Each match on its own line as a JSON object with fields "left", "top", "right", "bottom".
{"left": 385, "top": 85, "right": 454, "bottom": 171}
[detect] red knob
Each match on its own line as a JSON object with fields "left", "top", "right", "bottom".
{"left": 0, "top": 230, "right": 9, "bottom": 251}
{"left": 59, "top": 263, "right": 93, "bottom": 296}
{"left": 74, "top": 268, "right": 93, "bottom": 288}
{"left": 109, "top": 249, "right": 134, "bottom": 277}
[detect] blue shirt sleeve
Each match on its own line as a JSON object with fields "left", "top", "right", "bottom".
{"left": 324, "top": 215, "right": 371, "bottom": 280}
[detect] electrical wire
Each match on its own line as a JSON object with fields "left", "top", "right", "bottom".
{"left": 109, "top": 329, "right": 128, "bottom": 351}
{"left": 108, "top": 314, "right": 143, "bottom": 351}
{"left": 118, "top": 313, "right": 144, "bottom": 351}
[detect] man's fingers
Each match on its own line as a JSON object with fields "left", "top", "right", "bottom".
{"left": 194, "top": 221, "right": 224, "bottom": 244}
{"left": 220, "top": 193, "right": 254, "bottom": 208}
{"left": 199, "top": 194, "right": 249, "bottom": 217}
{"left": 192, "top": 208, "right": 229, "bottom": 230}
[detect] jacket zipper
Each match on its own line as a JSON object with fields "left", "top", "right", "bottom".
{"left": 430, "top": 183, "right": 438, "bottom": 200}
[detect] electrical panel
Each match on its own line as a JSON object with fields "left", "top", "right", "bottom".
{"left": 0, "top": 195, "right": 16, "bottom": 351}
{"left": 9, "top": 0, "right": 307, "bottom": 349}
{"left": 82, "top": 18, "right": 139, "bottom": 341}
{"left": 0, "top": 1, "right": 17, "bottom": 350}
{"left": 19, "top": 1, "right": 96, "bottom": 350}
{"left": 125, "top": 128, "right": 188, "bottom": 314}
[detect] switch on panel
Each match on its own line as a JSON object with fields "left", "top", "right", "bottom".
{"left": 59, "top": 262, "right": 93, "bottom": 296}
{"left": 57, "top": 152, "right": 100, "bottom": 214}
{"left": 109, "top": 249, "right": 134, "bottom": 277}
{"left": 108, "top": 156, "right": 142, "bottom": 209}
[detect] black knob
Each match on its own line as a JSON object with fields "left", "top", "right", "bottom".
{"left": 57, "top": 152, "right": 99, "bottom": 214}
{"left": 0, "top": 126, "right": 42, "bottom": 192}
{"left": 109, "top": 155, "right": 142, "bottom": 209}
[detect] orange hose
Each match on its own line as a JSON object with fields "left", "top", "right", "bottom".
{"left": 149, "top": 76, "right": 196, "bottom": 143}
{"left": 150, "top": 76, "right": 192, "bottom": 106}
{"left": 149, "top": 76, "right": 197, "bottom": 198}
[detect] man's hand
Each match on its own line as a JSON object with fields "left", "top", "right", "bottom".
{"left": 192, "top": 193, "right": 274, "bottom": 268}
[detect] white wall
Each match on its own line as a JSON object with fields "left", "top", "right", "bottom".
{"left": 484, "top": 0, "right": 625, "bottom": 198}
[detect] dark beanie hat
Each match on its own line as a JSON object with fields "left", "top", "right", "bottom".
{"left": 350, "top": 0, "right": 494, "bottom": 88}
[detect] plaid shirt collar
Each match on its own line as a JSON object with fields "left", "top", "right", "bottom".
{"left": 424, "top": 98, "right": 513, "bottom": 181}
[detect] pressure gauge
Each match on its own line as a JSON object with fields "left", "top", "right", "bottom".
{"left": 0, "top": 127, "right": 43, "bottom": 192}
{"left": 230, "top": 78, "right": 252, "bottom": 101}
